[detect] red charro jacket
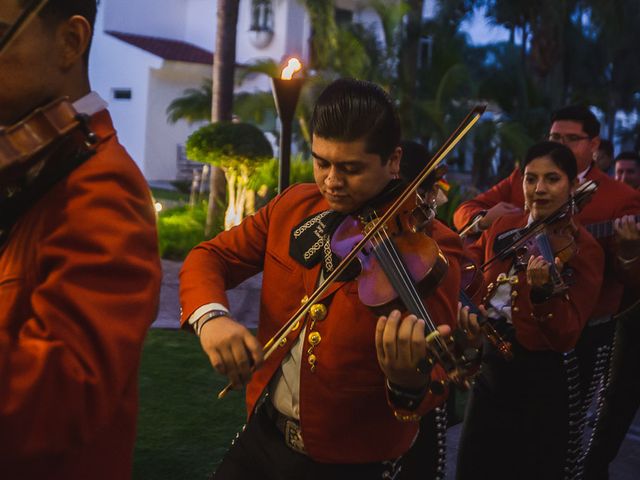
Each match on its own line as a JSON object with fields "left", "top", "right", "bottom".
{"left": 454, "top": 166, "right": 640, "bottom": 318}
{"left": 0, "top": 111, "right": 161, "bottom": 479}
{"left": 467, "top": 212, "right": 604, "bottom": 352}
{"left": 180, "top": 183, "right": 462, "bottom": 463}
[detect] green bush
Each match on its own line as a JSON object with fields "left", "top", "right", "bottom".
{"left": 157, "top": 203, "right": 223, "bottom": 260}
{"left": 186, "top": 122, "right": 273, "bottom": 170}
{"left": 151, "top": 188, "right": 189, "bottom": 203}
{"left": 250, "top": 155, "right": 315, "bottom": 200}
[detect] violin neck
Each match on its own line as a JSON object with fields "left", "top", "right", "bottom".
{"left": 533, "top": 232, "right": 566, "bottom": 292}
{"left": 459, "top": 289, "right": 481, "bottom": 317}
{"left": 371, "top": 235, "right": 437, "bottom": 333}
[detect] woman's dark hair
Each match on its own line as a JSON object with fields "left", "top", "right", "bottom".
{"left": 521, "top": 141, "right": 578, "bottom": 182}
{"left": 310, "top": 78, "right": 401, "bottom": 163}
{"left": 399, "top": 140, "right": 429, "bottom": 183}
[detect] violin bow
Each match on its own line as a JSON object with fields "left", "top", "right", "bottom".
{"left": 217, "top": 104, "right": 487, "bottom": 399}
{"left": 0, "top": 0, "right": 50, "bottom": 56}
{"left": 480, "top": 180, "right": 598, "bottom": 271}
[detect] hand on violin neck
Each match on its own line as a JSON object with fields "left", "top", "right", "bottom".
{"left": 526, "top": 255, "right": 552, "bottom": 287}
{"left": 457, "top": 303, "right": 484, "bottom": 348}
{"left": 525, "top": 255, "right": 563, "bottom": 303}
{"left": 375, "top": 310, "right": 449, "bottom": 390}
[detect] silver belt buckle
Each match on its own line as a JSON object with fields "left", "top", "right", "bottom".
{"left": 284, "top": 419, "right": 306, "bottom": 455}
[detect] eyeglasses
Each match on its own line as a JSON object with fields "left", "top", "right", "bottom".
{"left": 548, "top": 133, "right": 591, "bottom": 145}
{"left": 0, "top": 0, "right": 49, "bottom": 56}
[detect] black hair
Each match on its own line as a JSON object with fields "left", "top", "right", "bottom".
{"left": 550, "top": 105, "right": 600, "bottom": 139}
{"left": 598, "top": 139, "right": 614, "bottom": 157}
{"left": 521, "top": 141, "right": 578, "bottom": 182}
{"left": 399, "top": 140, "right": 429, "bottom": 183}
{"left": 310, "top": 78, "right": 401, "bottom": 163}
{"left": 18, "top": 0, "right": 98, "bottom": 63}
{"left": 615, "top": 151, "right": 640, "bottom": 167}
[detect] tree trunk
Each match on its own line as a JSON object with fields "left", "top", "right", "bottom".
{"left": 207, "top": 0, "right": 240, "bottom": 235}
{"left": 224, "top": 169, "right": 238, "bottom": 230}
{"left": 398, "top": 0, "right": 424, "bottom": 138}
{"left": 212, "top": 0, "right": 240, "bottom": 121}
{"left": 205, "top": 166, "right": 227, "bottom": 237}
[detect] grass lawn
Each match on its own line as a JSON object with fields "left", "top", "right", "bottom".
{"left": 134, "top": 329, "right": 247, "bottom": 480}
{"left": 133, "top": 330, "right": 468, "bottom": 479}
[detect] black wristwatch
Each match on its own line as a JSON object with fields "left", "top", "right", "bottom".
{"left": 386, "top": 380, "right": 429, "bottom": 411}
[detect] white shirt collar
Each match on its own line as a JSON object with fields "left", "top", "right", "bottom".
{"left": 577, "top": 162, "right": 593, "bottom": 184}
{"left": 72, "top": 92, "right": 108, "bottom": 117}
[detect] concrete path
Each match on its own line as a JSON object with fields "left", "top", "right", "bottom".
{"left": 151, "top": 259, "right": 261, "bottom": 329}
{"left": 153, "top": 259, "right": 640, "bottom": 478}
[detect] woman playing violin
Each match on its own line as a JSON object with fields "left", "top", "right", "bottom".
{"left": 455, "top": 141, "right": 605, "bottom": 480}
{"left": 181, "top": 78, "right": 464, "bottom": 479}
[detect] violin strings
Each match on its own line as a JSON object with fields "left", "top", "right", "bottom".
{"left": 534, "top": 232, "right": 562, "bottom": 285}
{"left": 367, "top": 217, "right": 447, "bottom": 351}
{"left": 366, "top": 217, "right": 425, "bottom": 319}
{"left": 374, "top": 230, "right": 437, "bottom": 330}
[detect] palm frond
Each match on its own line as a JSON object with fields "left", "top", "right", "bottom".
{"left": 166, "top": 79, "right": 212, "bottom": 124}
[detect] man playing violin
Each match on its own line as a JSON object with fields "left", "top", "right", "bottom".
{"left": 0, "top": 1, "right": 161, "bottom": 479}
{"left": 456, "top": 141, "right": 605, "bottom": 479}
{"left": 180, "top": 78, "right": 463, "bottom": 479}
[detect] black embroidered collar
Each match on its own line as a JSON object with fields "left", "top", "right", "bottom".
{"left": 288, "top": 180, "right": 404, "bottom": 280}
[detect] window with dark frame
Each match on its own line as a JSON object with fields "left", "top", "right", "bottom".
{"left": 112, "top": 88, "right": 132, "bottom": 100}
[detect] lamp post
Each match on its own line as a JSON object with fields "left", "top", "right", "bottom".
{"left": 271, "top": 58, "right": 303, "bottom": 193}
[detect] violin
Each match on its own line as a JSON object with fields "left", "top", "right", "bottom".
{"left": 482, "top": 180, "right": 598, "bottom": 296}
{"left": 0, "top": 97, "right": 96, "bottom": 182}
{"left": 331, "top": 186, "right": 481, "bottom": 390}
{"left": 217, "top": 105, "right": 487, "bottom": 398}
{"left": 0, "top": 98, "right": 98, "bottom": 246}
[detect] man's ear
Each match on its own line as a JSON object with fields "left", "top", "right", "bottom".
{"left": 388, "top": 146, "right": 402, "bottom": 177}
{"left": 57, "top": 15, "right": 91, "bottom": 70}
{"left": 589, "top": 135, "right": 601, "bottom": 159}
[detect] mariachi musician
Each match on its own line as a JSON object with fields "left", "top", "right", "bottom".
{"left": 455, "top": 141, "right": 605, "bottom": 479}
{"left": 583, "top": 151, "right": 640, "bottom": 478}
{"left": 453, "top": 106, "right": 640, "bottom": 444}
{"left": 0, "top": 1, "right": 161, "bottom": 479}
{"left": 179, "top": 78, "right": 464, "bottom": 479}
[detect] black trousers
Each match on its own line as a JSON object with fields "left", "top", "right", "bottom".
{"left": 213, "top": 401, "right": 406, "bottom": 480}
{"left": 455, "top": 340, "right": 576, "bottom": 480}
{"left": 574, "top": 320, "right": 617, "bottom": 412}
{"left": 397, "top": 408, "right": 446, "bottom": 480}
{"left": 583, "top": 305, "right": 640, "bottom": 480}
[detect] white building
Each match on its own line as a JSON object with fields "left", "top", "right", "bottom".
{"left": 90, "top": 0, "right": 318, "bottom": 181}
{"left": 89, "top": 0, "right": 500, "bottom": 181}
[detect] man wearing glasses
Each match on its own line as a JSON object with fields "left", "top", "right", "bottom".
{"left": 453, "top": 105, "right": 640, "bottom": 474}
{"left": 454, "top": 105, "right": 638, "bottom": 233}
{"left": 0, "top": 1, "right": 161, "bottom": 479}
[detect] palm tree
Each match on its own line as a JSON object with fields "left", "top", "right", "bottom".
{"left": 204, "top": 0, "right": 241, "bottom": 236}
{"left": 212, "top": 0, "right": 240, "bottom": 121}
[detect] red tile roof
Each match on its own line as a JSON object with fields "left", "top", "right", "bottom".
{"left": 106, "top": 31, "right": 214, "bottom": 65}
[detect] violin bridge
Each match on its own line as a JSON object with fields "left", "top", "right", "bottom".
{"left": 362, "top": 218, "right": 384, "bottom": 235}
